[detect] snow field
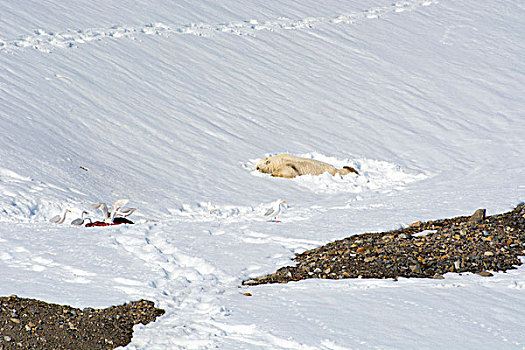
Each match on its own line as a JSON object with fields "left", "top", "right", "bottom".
{"left": 1, "top": 0, "right": 525, "bottom": 348}
{"left": 1, "top": 1, "right": 437, "bottom": 53}
{"left": 0, "top": 152, "right": 426, "bottom": 223}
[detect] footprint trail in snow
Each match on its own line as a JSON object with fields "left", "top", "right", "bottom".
{"left": 0, "top": 0, "right": 437, "bottom": 52}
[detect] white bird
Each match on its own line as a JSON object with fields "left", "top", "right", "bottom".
{"left": 71, "top": 211, "right": 92, "bottom": 226}
{"left": 264, "top": 200, "right": 286, "bottom": 222}
{"left": 110, "top": 199, "right": 129, "bottom": 216}
{"left": 49, "top": 209, "right": 71, "bottom": 224}
{"left": 92, "top": 199, "right": 130, "bottom": 223}
{"left": 91, "top": 202, "right": 109, "bottom": 220}
{"left": 115, "top": 207, "right": 136, "bottom": 217}
{"left": 107, "top": 199, "right": 129, "bottom": 223}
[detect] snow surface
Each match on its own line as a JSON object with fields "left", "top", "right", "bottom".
{"left": 1, "top": 0, "right": 525, "bottom": 348}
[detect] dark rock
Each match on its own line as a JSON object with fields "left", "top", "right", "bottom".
{"left": 476, "top": 271, "right": 493, "bottom": 277}
{"left": 469, "top": 209, "right": 486, "bottom": 224}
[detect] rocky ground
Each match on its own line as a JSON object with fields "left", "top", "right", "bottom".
{"left": 3, "top": 205, "right": 524, "bottom": 348}
{"left": 244, "top": 204, "right": 525, "bottom": 285}
{"left": 0, "top": 296, "right": 164, "bottom": 350}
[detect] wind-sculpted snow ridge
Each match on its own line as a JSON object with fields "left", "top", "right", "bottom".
{"left": 0, "top": 167, "right": 142, "bottom": 225}
{"left": 0, "top": 0, "right": 437, "bottom": 53}
{"left": 247, "top": 153, "right": 428, "bottom": 194}
{"left": 0, "top": 167, "right": 83, "bottom": 224}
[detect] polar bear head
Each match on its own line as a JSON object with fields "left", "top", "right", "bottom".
{"left": 255, "top": 157, "right": 273, "bottom": 174}
{"left": 255, "top": 154, "right": 298, "bottom": 174}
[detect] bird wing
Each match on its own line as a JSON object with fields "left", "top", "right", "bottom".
{"left": 111, "top": 199, "right": 129, "bottom": 214}
{"left": 264, "top": 207, "right": 275, "bottom": 216}
{"left": 116, "top": 207, "right": 136, "bottom": 217}
{"left": 92, "top": 203, "right": 109, "bottom": 218}
{"left": 70, "top": 218, "right": 83, "bottom": 226}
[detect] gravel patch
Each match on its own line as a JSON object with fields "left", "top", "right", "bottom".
{"left": 0, "top": 296, "right": 164, "bottom": 349}
{"left": 243, "top": 204, "right": 525, "bottom": 285}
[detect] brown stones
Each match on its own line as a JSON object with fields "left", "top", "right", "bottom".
{"left": 0, "top": 296, "right": 164, "bottom": 350}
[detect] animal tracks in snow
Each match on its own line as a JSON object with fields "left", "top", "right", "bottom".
{"left": 0, "top": 0, "right": 437, "bottom": 53}
{"left": 111, "top": 224, "right": 234, "bottom": 348}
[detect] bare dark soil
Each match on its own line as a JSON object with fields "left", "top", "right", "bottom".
{"left": 0, "top": 296, "right": 164, "bottom": 350}
{"left": 244, "top": 204, "right": 525, "bottom": 285}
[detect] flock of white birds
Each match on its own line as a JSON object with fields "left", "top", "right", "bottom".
{"left": 49, "top": 199, "right": 137, "bottom": 225}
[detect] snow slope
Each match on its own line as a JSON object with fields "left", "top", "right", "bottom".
{"left": 1, "top": 0, "right": 525, "bottom": 348}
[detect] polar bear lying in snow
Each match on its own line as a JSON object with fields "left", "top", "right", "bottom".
{"left": 255, "top": 154, "right": 359, "bottom": 179}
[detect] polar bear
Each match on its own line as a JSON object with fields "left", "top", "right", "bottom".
{"left": 255, "top": 154, "right": 359, "bottom": 179}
